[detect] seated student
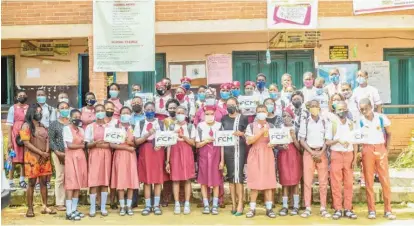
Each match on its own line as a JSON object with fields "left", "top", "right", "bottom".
{"left": 298, "top": 100, "right": 331, "bottom": 219}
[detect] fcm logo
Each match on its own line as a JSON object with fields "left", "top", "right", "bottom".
{"left": 217, "top": 136, "right": 233, "bottom": 143}
{"left": 270, "top": 134, "right": 288, "bottom": 140}
{"left": 156, "top": 136, "right": 175, "bottom": 142}
{"left": 106, "top": 133, "right": 123, "bottom": 140}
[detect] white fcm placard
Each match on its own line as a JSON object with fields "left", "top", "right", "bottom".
{"left": 155, "top": 131, "right": 178, "bottom": 147}
{"left": 104, "top": 127, "right": 127, "bottom": 144}
{"left": 239, "top": 96, "right": 258, "bottom": 109}
{"left": 214, "top": 130, "right": 235, "bottom": 146}
{"left": 269, "top": 128, "right": 290, "bottom": 145}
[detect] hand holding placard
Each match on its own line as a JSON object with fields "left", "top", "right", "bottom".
{"left": 214, "top": 130, "right": 236, "bottom": 147}
{"left": 155, "top": 131, "right": 178, "bottom": 147}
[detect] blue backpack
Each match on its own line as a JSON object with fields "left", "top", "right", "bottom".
{"left": 359, "top": 115, "right": 386, "bottom": 138}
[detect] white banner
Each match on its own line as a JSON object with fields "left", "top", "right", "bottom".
{"left": 353, "top": 0, "right": 414, "bottom": 15}
{"left": 239, "top": 96, "right": 258, "bottom": 110}
{"left": 269, "top": 128, "right": 290, "bottom": 145}
{"left": 214, "top": 130, "right": 235, "bottom": 147}
{"left": 155, "top": 131, "right": 178, "bottom": 147}
{"left": 104, "top": 127, "right": 127, "bottom": 144}
{"left": 267, "top": 0, "right": 318, "bottom": 29}
{"left": 93, "top": 0, "right": 155, "bottom": 72}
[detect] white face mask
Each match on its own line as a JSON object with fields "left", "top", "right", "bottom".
{"left": 59, "top": 98, "right": 69, "bottom": 104}
{"left": 256, "top": 112, "right": 267, "bottom": 121}
{"left": 205, "top": 115, "right": 215, "bottom": 123}
{"left": 176, "top": 114, "right": 186, "bottom": 122}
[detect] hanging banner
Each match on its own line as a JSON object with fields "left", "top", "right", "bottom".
{"left": 93, "top": 0, "right": 155, "bottom": 72}
{"left": 207, "top": 54, "right": 232, "bottom": 84}
{"left": 267, "top": 0, "right": 318, "bottom": 29}
{"left": 353, "top": 0, "right": 414, "bottom": 15}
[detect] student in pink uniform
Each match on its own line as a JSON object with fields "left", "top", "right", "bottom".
{"left": 134, "top": 102, "right": 165, "bottom": 216}
{"left": 81, "top": 92, "right": 97, "bottom": 130}
{"left": 85, "top": 104, "right": 112, "bottom": 217}
{"left": 107, "top": 83, "right": 123, "bottom": 120}
{"left": 230, "top": 81, "right": 241, "bottom": 98}
{"left": 175, "top": 86, "right": 196, "bottom": 120}
{"left": 6, "top": 89, "right": 29, "bottom": 189}
{"left": 181, "top": 76, "right": 196, "bottom": 105}
{"left": 63, "top": 109, "right": 88, "bottom": 221}
{"left": 245, "top": 105, "right": 277, "bottom": 218}
{"left": 217, "top": 83, "right": 232, "bottom": 109}
{"left": 110, "top": 107, "right": 139, "bottom": 216}
{"left": 154, "top": 81, "right": 172, "bottom": 121}
{"left": 193, "top": 91, "right": 227, "bottom": 126}
{"left": 165, "top": 106, "right": 196, "bottom": 215}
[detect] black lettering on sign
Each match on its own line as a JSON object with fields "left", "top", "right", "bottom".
{"left": 218, "top": 136, "right": 233, "bottom": 143}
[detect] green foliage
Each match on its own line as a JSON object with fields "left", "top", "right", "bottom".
{"left": 391, "top": 144, "right": 414, "bottom": 169}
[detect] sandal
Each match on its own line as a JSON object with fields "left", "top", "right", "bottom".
{"left": 25, "top": 208, "right": 35, "bottom": 218}
{"left": 344, "top": 209, "right": 357, "bottom": 219}
{"left": 141, "top": 206, "right": 151, "bottom": 216}
{"left": 279, "top": 207, "right": 288, "bottom": 216}
{"left": 74, "top": 210, "right": 84, "bottom": 218}
{"left": 384, "top": 212, "right": 396, "bottom": 220}
{"left": 266, "top": 209, "right": 276, "bottom": 218}
{"left": 202, "top": 206, "right": 210, "bottom": 214}
{"left": 41, "top": 207, "right": 57, "bottom": 215}
{"left": 291, "top": 207, "right": 299, "bottom": 216}
{"left": 19, "top": 181, "right": 27, "bottom": 189}
{"left": 246, "top": 209, "right": 256, "bottom": 218}
{"left": 320, "top": 209, "right": 331, "bottom": 218}
{"left": 332, "top": 210, "right": 342, "bottom": 220}
{"left": 153, "top": 206, "right": 163, "bottom": 215}
{"left": 110, "top": 203, "right": 118, "bottom": 210}
{"left": 126, "top": 207, "right": 134, "bottom": 216}
{"left": 119, "top": 207, "right": 126, "bottom": 216}
{"left": 368, "top": 211, "right": 376, "bottom": 219}
{"left": 300, "top": 209, "right": 312, "bottom": 218}
{"left": 211, "top": 206, "right": 219, "bottom": 215}
{"left": 66, "top": 212, "right": 80, "bottom": 221}
{"left": 55, "top": 205, "right": 66, "bottom": 211}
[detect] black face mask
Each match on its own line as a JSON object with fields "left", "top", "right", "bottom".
{"left": 132, "top": 105, "right": 142, "bottom": 113}
{"left": 168, "top": 111, "right": 176, "bottom": 118}
{"left": 106, "top": 111, "right": 114, "bottom": 117}
{"left": 17, "top": 97, "right": 27, "bottom": 104}
{"left": 71, "top": 119, "right": 82, "bottom": 127}
{"left": 227, "top": 106, "right": 237, "bottom": 114}
{"left": 34, "top": 113, "right": 42, "bottom": 121}
{"left": 156, "top": 89, "right": 166, "bottom": 96}
{"left": 86, "top": 99, "right": 96, "bottom": 106}
{"left": 166, "top": 84, "right": 172, "bottom": 91}
{"left": 292, "top": 100, "right": 302, "bottom": 109}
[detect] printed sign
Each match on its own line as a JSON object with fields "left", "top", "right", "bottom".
{"left": 267, "top": 0, "right": 318, "bottom": 29}
{"left": 135, "top": 93, "right": 154, "bottom": 104}
{"left": 104, "top": 127, "right": 127, "bottom": 144}
{"left": 155, "top": 131, "right": 178, "bottom": 147}
{"left": 270, "top": 31, "right": 320, "bottom": 49}
{"left": 20, "top": 40, "right": 70, "bottom": 56}
{"left": 353, "top": 0, "right": 414, "bottom": 15}
{"left": 214, "top": 130, "right": 235, "bottom": 147}
{"left": 329, "top": 46, "right": 349, "bottom": 60}
{"left": 207, "top": 54, "right": 232, "bottom": 84}
{"left": 269, "top": 128, "right": 290, "bottom": 145}
{"left": 239, "top": 96, "right": 258, "bottom": 109}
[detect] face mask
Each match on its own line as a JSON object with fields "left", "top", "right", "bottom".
{"left": 156, "top": 89, "right": 166, "bottom": 96}
{"left": 59, "top": 109, "right": 70, "bottom": 118}
{"left": 245, "top": 90, "right": 253, "bottom": 96}
{"left": 357, "top": 77, "right": 367, "bottom": 85}
{"left": 71, "top": 119, "right": 82, "bottom": 127}
{"left": 198, "top": 93, "right": 206, "bottom": 101}
{"left": 330, "top": 74, "right": 340, "bottom": 84}
{"left": 292, "top": 100, "right": 302, "bottom": 108}
{"left": 106, "top": 111, "right": 114, "bottom": 118}
{"left": 17, "top": 97, "right": 27, "bottom": 104}
{"left": 176, "top": 114, "right": 186, "bottom": 122}
{"left": 309, "top": 107, "right": 320, "bottom": 116}
{"left": 332, "top": 101, "right": 340, "bottom": 110}
{"left": 168, "top": 111, "right": 176, "bottom": 118}
{"left": 227, "top": 106, "right": 237, "bottom": 114}
{"left": 257, "top": 81, "right": 266, "bottom": 89}
{"left": 231, "top": 89, "right": 240, "bottom": 97}
{"left": 182, "top": 83, "right": 191, "bottom": 91}
{"left": 109, "top": 90, "right": 119, "bottom": 98}
{"left": 145, "top": 111, "right": 155, "bottom": 119}
{"left": 256, "top": 112, "right": 267, "bottom": 120}
{"left": 316, "top": 88, "right": 324, "bottom": 95}
{"left": 87, "top": 99, "right": 96, "bottom": 106}
{"left": 120, "top": 114, "right": 131, "bottom": 123}
{"left": 205, "top": 98, "right": 216, "bottom": 106}
{"left": 336, "top": 111, "right": 347, "bottom": 119}
{"left": 269, "top": 92, "right": 279, "bottom": 99}
{"left": 176, "top": 93, "right": 185, "bottom": 101}
{"left": 205, "top": 115, "right": 215, "bottom": 123}
{"left": 59, "top": 98, "right": 69, "bottom": 103}
{"left": 131, "top": 91, "right": 141, "bottom": 98}
{"left": 37, "top": 96, "right": 46, "bottom": 104}
{"left": 96, "top": 112, "right": 105, "bottom": 119}
{"left": 132, "top": 105, "right": 142, "bottom": 113}
{"left": 342, "top": 91, "right": 352, "bottom": 99}
{"left": 284, "top": 92, "right": 292, "bottom": 100}
{"left": 166, "top": 84, "right": 172, "bottom": 91}
{"left": 266, "top": 104, "right": 274, "bottom": 113}
{"left": 220, "top": 91, "right": 230, "bottom": 100}
{"left": 304, "top": 80, "right": 313, "bottom": 88}
{"left": 34, "top": 113, "right": 42, "bottom": 121}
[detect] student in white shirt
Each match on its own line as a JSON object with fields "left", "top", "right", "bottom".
{"left": 358, "top": 98, "right": 395, "bottom": 220}
{"left": 325, "top": 68, "right": 341, "bottom": 97}
{"left": 298, "top": 100, "right": 330, "bottom": 219}
{"left": 301, "top": 72, "right": 317, "bottom": 103}
{"left": 353, "top": 70, "right": 382, "bottom": 113}
{"left": 254, "top": 73, "right": 270, "bottom": 104}
{"left": 280, "top": 73, "right": 293, "bottom": 98}
{"left": 36, "top": 89, "right": 56, "bottom": 128}
{"left": 325, "top": 101, "right": 358, "bottom": 220}
{"left": 340, "top": 82, "right": 359, "bottom": 121}
{"left": 281, "top": 86, "right": 295, "bottom": 105}
{"left": 313, "top": 77, "right": 330, "bottom": 115}
{"left": 268, "top": 84, "right": 285, "bottom": 117}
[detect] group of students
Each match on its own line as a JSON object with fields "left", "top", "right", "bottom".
{"left": 6, "top": 69, "right": 396, "bottom": 221}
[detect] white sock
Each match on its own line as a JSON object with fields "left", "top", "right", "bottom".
{"left": 101, "top": 192, "right": 108, "bottom": 212}
{"left": 126, "top": 199, "right": 132, "bottom": 207}
{"left": 175, "top": 201, "right": 180, "bottom": 207}
{"left": 293, "top": 195, "right": 300, "bottom": 208}
{"left": 119, "top": 199, "right": 125, "bottom": 208}
{"left": 65, "top": 200, "right": 72, "bottom": 215}
{"left": 184, "top": 201, "right": 190, "bottom": 207}
{"left": 145, "top": 198, "right": 151, "bottom": 207}
{"left": 154, "top": 196, "right": 160, "bottom": 207}
{"left": 90, "top": 194, "right": 96, "bottom": 213}
{"left": 203, "top": 198, "right": 209, "bottom": 207}
{"left": 72, "top": 198, "right": 78, "bottom": 212}
{"left": 212, "top": 197, "right": 219, "bottom": 207}
{"left": 19, "top": 176, "right": 24, "bottom": 182}
{"left": 282, "top": 196, "right": 288, "bottom": 208}
{"left": 249, "top": 202, "right": 256, "bottom": 210}
{"left": 9, "top": 179, "right": 13, "bottom": 184}
{"left": 265, "top": 201, "right": 273, "bottom": 210}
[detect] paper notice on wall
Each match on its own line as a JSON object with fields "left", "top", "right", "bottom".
{"left": 207, "top": 54, "right": 232, "bottom": 84}
{"left": 353, "top": 0, "right": 414, "bottom": 15}
{"left": 169, "top": 64, "right": 183, "bottom": 85}
{"left": 26, "top": 68, "right": 40, "bottom": 78}
{"left": 93, "top": 0, "right": 155, "bottom": 72}
{"left": 186, "top": 64, "right": 206, "bottom": 80}
{"left": 267, "top": 0, "right": 318, "bottom": 29}
{"left": 361, "top": 61, "right": 391, "bottom": 104}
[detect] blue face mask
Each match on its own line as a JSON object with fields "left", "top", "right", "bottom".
{"left": 284, "top": 92, "right": 292, "bottom": 100}
{"left": 266, "top": 104, "right": 274, "bottom": 113}
{"left": 120, "top": 114, "right": 131, "bottom": 123}
{"left": 316, "top": 88, "right": 324, "bottom": 95}
{"left": 198, "top": 93, "right": 206, "bottom": 101}
{"left": 330, "top": 74, "right": 340, "bottom": 84}
{"left": 37, "top": 96, "right": 46, "bottom": 104}
{"left": 269, "top": 92, "right": 279, "bottom": 99}
{"left": 257, "top": 81, "right": 266, "bottom": 89}
{"left": 59, "top": 109, "right": 70, "bottom": 118}
{"left": 182, "top": 83, "right": 191, "bottom": 91}
{"left": 96, "top": 112, "right": 105, "bottom": 120}
{"left": 145, "top": 111, "right": 155, "bottom": 119}
{"left": 231, "top": 89, "right": 240, "bottom": 97}
{"left": 109, "top": 90, "right": 119, "bottom": 98}
{"left": 220, "top": 91, "right": 230, "bottom": 100}
{"left": 357, "top": 77, "right": 367, "bottom": 85}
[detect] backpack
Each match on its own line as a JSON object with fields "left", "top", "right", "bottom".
{"left": 359, "top": 115, "right": 386, "bottom": 140}
{"left": 303, "top": 113, "right": 326, "bottom": 142}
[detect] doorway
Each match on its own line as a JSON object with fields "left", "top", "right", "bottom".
{"left": 1, "top": 56, "right": 15, "bottom": 105}
{"left": 78, "top": 54, "right": 89, "bottom": 108}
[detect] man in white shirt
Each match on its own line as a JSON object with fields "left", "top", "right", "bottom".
{"left": 325, "top": 69, "right": 341, "bottom": 97}
{"left": 36, "top": 89, "right": 56, "bottom": 128}
{"left": 298, "top": 100, "right": 330, "bottom": 219}
{"left": 301, "top": 72, "right": 317, "bottom": 103}
{"left": 353, "top": 70, "right": 382, "bottom": 113}
{"left": 125, "top": 84, "right": 142, "bottom": 108}
{"left": 325, "top": 101, "right": 358, "bottom": 220}
{"left": 254, "top": 73, "right": 270, "bottom": 104}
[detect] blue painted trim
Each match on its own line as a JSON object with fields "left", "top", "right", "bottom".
{"left": 78, "top": 53, "right": 89, "bottom": 109}
{"left": 113, "top": 72, "right": 117, "bottom": 83}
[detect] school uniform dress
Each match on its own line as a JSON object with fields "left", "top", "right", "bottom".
{"left": 107, "top": 98, "right": 123, "bottom": 120}
{"left": 63, "top": 126, "right": 88, "bottom": 190}
{"left": 154, "top": 94, "right": 172, "bottom": 121}
{"left": 221, "top": 115, "right": 248, "bottom": 183}
{"left": 81, "top": 106, "right": 96, "bottom": 130}
{"left": 184, "top": 91, "right": 196, "bottom": 105}
{"left": 85, "top": 122, "right": 112, "bottom": 187}
{"left": 245, "top": 122, "right": 277, "bottom": 190}
{"left": 169, "top": 123, "right": 196, "bottom": 181}
{"left": 196, "top": 121, "right": 222, "bottom": 187}
{"left": 193, "top": 106, "right": 227, "bottom": 126}
{"left": 277, "top": 138, "right": 302, "bottom": 186}
{"left": 134, "top": 119, "right": 165, "bottom": 184}
{"left": 6, "top": 104, "right": 28, "bottom": 163}
{"left": 111, "top": 125, "right": 139, "bottom": 190}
